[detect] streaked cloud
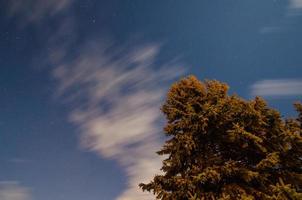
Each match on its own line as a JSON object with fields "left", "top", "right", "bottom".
{"left": 259, "top": 26, "right": 283, "bottom": 34}
{"left": 8, "top": 158, "right": 30, "bottom": 164}
{"left": 0, "top": 182, "right": 31, "bottom": 200}
{"left": 52, "top": 40, "right": 184, "bottom": 200}
{"left": 5, "top": 0, "right": 73, "bottom": 25}
{"left": 290, "top": 0, "right": 302, "bottom": 10}
{"left": 250, "top": 79, "right": 302, "bottom": 97}
{"left": 288, "top": 0, "right": 302, "bottom": 16}
{"left": 260, "top": 0, "right": 302, "bottom": 34}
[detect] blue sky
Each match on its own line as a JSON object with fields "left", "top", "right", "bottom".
{"left": 0, "top": 0, "right": 302, "bottom": 200}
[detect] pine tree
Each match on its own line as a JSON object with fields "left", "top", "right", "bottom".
{"left": 139, "top": 76, "right": 302, "bottom": 200}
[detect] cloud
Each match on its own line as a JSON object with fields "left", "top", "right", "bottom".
{"left": 260, "top": 0, "right": 302, "bottom": 34}
{"left": 6, "top": 0, "right": 184, "bottom": 198}
{"left": 259, "top": 26, "right": 283, "bottom": 34}
{"left": 5, "top": 0, "right": 73, "bottom": 25}
{"left": 52, "top": 40, "right": 184, "bottom": 199}
{"left": 288, "top": 0, "right": 302, "bottom": 17}
{"left": 290, "top": 0, "right": 302, "bottom": 10}
{"left": 8, "top": 158, "right": 31, "bottom": 164}
{"left": 250, "top": 79, "right": 302, "bottom": 98}
{"left": 0, "top": 182, "right": 32, "bottom": 200}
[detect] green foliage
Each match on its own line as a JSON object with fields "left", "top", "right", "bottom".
{"left": 139, "top": 76, "right": 302, "bottom": 200}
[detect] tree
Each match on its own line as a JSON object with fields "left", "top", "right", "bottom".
{"left": 140, "top": 76, "right": 302, "bottom": 200}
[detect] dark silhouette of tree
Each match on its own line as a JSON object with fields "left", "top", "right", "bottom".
{"left": 140, "top": 76, "right": 302, "bottom": 200}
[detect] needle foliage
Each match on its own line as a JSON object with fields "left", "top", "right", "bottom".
{"left": 140, "top": 76, "right": 302, "bottom": 200}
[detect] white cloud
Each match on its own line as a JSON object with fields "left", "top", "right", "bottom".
{"left": 250, "top": 79, "right": 302, "bottom": 97}
{"left": 288, "top": 0, "right": 302, "bottom": 16}
{"left": 260, "top": 0, "right": 302, "bottom": 34}
{"left": 6, "top": 0, "right": 73, "bottom": 24}
{"left": 52, "top": 40, "right": 184, "bottom": 199}
{"left": 290, "top": 0, "right": 302, "bottom": 9}
{"left": 8, "top": 158, "right": 30, "bottom": 164}
{"left": 0, "top": 182, "right": 31, "bottom": 200}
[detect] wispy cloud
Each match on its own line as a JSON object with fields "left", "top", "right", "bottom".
{"left": 52, "top": 40, "right": 184, "bottom": 199}
{"left": 250, "top": 79, "right": 302, "bottom": 97}
{"left": 8, "top": 158, "right": 31, "bottom": 164}
{"left": 6, "top": 0, "right": 73, "bottom": 25}
{"left": 0, "top": 182, "right": 31, "bottom": 200}
{"left": 7, "top": 1, "right": 185, "bottom": 198}
{"left": 260, "top": 0, "right": 302, "bottom": 34}
{"left": 290, "top": 0, "right": 302, "bottom": 10}
{"left": 7, "top": 0, "right": 185, "bottom": 198}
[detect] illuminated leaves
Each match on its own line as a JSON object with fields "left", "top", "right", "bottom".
{"left": 140, "top": 76, "right": 302, "bottom": 199}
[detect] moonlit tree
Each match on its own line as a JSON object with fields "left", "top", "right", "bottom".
{"left": 140, "top": 76, "right": 302, "bottom": 200}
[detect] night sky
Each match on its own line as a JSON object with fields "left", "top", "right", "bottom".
{"left": 0, "top": 1, "right": 302, "bottom": 200}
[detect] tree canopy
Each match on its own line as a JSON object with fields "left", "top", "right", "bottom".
{"left": 140, "top": 76, "right": 302, "bottom": 200}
